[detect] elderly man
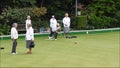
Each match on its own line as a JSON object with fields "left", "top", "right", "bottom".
{"left": 62, "top": 13, "right": 71, "bottom": 38}
{"left": 11, "top": 23, "right": 18, "bottom": 54}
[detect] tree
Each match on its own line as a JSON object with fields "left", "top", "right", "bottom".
{"left": 87, "top": 0, "right": 120, "bottom": 28}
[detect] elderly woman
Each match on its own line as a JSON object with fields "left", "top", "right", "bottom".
{"left": 26, "top": 23, "right": 34, "bottom": 54}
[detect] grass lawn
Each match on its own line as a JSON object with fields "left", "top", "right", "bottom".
{"left": 0, "top": 32, "right": 119, "bottom": 67}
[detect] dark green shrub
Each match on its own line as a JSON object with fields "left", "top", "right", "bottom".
{"left": 75, "top": 16, "right": 87, "bottom": 30}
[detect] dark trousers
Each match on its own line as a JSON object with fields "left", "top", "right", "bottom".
{"left": 54, "top": 31, "right": 58, "bottom": 39}
{"left": 11, "top": 39, "right": 17, "bottom": 53}
{"left": 49, "top": 28, "right": 58, "bottom": 39}
{"left": 49, "top": 28, "right": 54, "bottom": 37}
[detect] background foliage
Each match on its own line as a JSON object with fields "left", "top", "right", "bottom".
{"left": 0, "top": 0, "right": 120, "bottom": 35}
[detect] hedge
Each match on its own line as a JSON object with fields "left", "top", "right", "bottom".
{"left": 75, "top": 16, "right": 87, "bottom": 30}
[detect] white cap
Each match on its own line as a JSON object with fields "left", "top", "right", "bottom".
{"left": 52, "top": 15, "right": 54, "bottom": 18}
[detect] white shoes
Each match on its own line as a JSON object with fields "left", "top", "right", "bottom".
{"left": 55, "top": 39, "right": 57, "bottom": 40}
{"left": 12, "top": 53, "right": 16, "bottom": 55}
{"left": 48, "top": 37, "right": 52, "bottom": 39}
{"left": 12, "top": 52, "right": 17, "bottom": 55}
{"left": 48, "top": 37, "right": 57, "bottom": 40}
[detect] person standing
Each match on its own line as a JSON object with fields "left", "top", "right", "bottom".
{"left": 11, "top": 23, "right": 18, "bottom": 54}
{"left": 48, "top": 15, "right": 58, "bottom": 40}
{"left": 26, "top": 24, "right": 34, "bottom": 54}
{"left": 25, "top": 15, "right": 31, "bottom": 30}
{"left": 62, "top": 13, "right": 71, "bottom": 38}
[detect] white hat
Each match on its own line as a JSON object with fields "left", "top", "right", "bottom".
{"left": 52, "top": 15, "right": 54, "bottom": 18}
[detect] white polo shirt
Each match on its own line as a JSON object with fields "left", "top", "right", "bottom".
{"left": 63, "top": 17, "right": 70, "bottom": 27}
{"left": 26, "top": 27, "right": 34, "bottom": 40}
{"left": 50, "top": 18, "right": 58, "bottom": 31}
{"left": 25, "top": 19, "right": 31, "bottom": 29}
{"left": 50, "top": 18, "right": 57, "bottom": 28}
{"left": 11, "top": 27, "right": 18, "bottom": 39}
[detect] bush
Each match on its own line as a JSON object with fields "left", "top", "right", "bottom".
{"left": 75, "top": 16, "right": 87, "bottom": 30}
{"left": 0, "top": 7, "right": 47, "bottom": 34}
{"left": 89, "top": 14, "right": 111, "bottom": 29}
{"left": 0, "top": 24, "right": 10, "bottom": 35}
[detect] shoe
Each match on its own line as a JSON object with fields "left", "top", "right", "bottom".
{"left": 12, "top": 53, "right": 16, "bottom": 55}
{"left": 48, "top": 37, "right": 52, "bottom": 39}
{"left": 55, "top": 39, "right": 57, "bottom": 40}
{"left": 26, "top": 51, "right": 32, "bottom": 54}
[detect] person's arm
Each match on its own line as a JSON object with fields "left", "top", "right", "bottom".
{"left": 29, "top": 28, "right": 34, "bottom": 41}
{"left": 15, "top": 29, "right": 18, "bottom": 39}
{"left": 67, "top": 18, "right": 71, "bottom": 27}
{"left": 11, "top": 28, "right": 14, "bottom": 40}
{"left": 25, "top": 20, "right": 28, "bottom": 29}
{"left": 63, "top": 18, "right": 67, "bottom": 27}
{"left": 50, "top": 19, "right": 52, "bottom": 28}
{"left": 62, "top": 18, "right": 65, "bottom": 24}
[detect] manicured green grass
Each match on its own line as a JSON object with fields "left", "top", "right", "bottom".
{"left": 0, "top": 32, "right": 119, "bottom": 67}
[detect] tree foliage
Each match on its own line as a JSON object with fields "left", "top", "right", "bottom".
{"left": 87, "top": 0, "right": 120, "bottom": 28}
{"left": 0, "top": 0, "right": 120, "bottom": 35}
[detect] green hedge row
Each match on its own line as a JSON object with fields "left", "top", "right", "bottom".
{"left": 71, "top": 16, "right": 87, "bottom": 30}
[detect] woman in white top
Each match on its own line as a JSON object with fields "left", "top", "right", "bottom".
{"left": 49, "top": 15, "right": 58, "bottom": 40}
{"left": 62, "top": 13, "right": 71, "bottom": 38}
{"left": 26, "top": 24, "right": 34, "bottom": 54}
{"left": 11, "top": 23, "right": 18, "bottom": 54}
{"left": 25, "top": 15, "right": 31, "bottom": 29}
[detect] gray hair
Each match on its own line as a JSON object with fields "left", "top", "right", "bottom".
{"left": 12, "top": 23, "right": 17, "bottom": 27}
{"left": 27, "top": 15, "right": 31, "bottom": 18}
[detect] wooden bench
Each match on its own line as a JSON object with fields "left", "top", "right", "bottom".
{"left": 17, "top": 24, "right": 37, "bottom": 33}
{"left": 17, "top": 24, "right": 26, "bottom": 33}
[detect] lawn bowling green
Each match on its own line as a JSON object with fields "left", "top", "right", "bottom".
{"left": 0, "top": 31, "right": 119, "bottom": 67}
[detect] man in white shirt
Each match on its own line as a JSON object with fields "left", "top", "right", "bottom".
{"left": 26, "top": 24, "right": 34, "bottom": 54}
{"left": 62, "top": 13, "right": 71, "bottom": 38}
{"left": 25, "top": 15, "right": 31, "bottom": 30}
{"left": 48, "top": 15, "right": 58, "bottom": 40}
{"left": 11, "top": 23, "right": 18, "bottom": 54}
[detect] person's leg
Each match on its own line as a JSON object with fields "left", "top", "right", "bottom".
{"left": 64, "top": 27, "right": 67, "bottom": 38}
{"left": 11, "top": 39, "right": 17, "bottom": 53}
{"left": 54, "top": 31, "right": 58, "bottom": 40}
{"left": 29, "top": 48, "right": 32, "bottom": 54}
{"left": 49, "top": 28, "right": 53, "bottom": 37}
{"left": 49, "top": 28, "right": 54, "bottom": 39}
{"left": 26, "top": 40, "right": 31, "bottom": 54}
{"left": 65, "top": 27, "right": 70, "bottom": 38}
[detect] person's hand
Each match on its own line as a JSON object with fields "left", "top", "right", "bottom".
{"left": 12, "top": 39, "right": 14, "bottom": 41}
{"left": 31, "top": 39, "right": 34, "bottom": 42}
{"left": 65, "top": 24, "right": 67, "bottom": 26}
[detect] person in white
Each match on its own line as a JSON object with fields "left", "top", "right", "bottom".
{"left": 62, "top": 13, "right": 71, "bottom": 38}
{"left": 25, "top": 15, "right": 31, "bottom": 29}
{"left": 26, "top": 24, "right": 34, "bottom": 54}
{"left": 11, "top": 23, "right": 18, "bottom": 54}
{"left": 48, "top": 15, "right": 58, "bottom": 40}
